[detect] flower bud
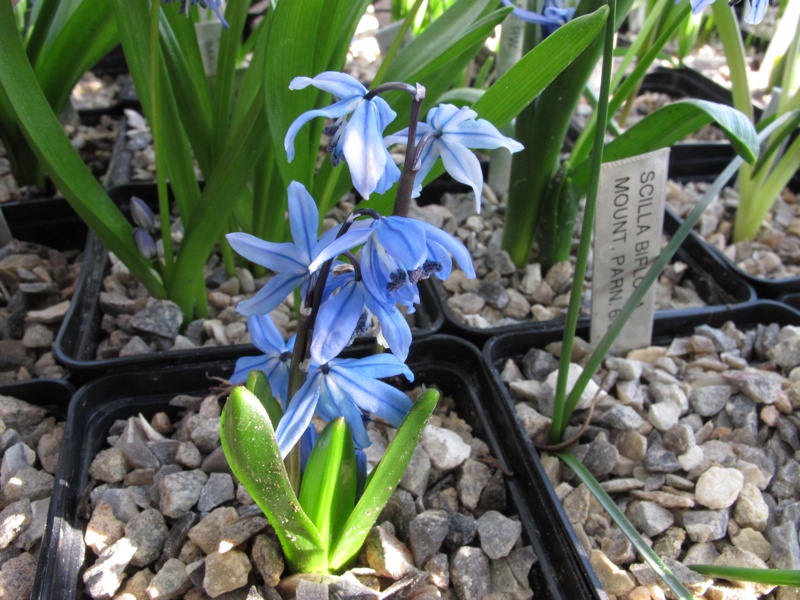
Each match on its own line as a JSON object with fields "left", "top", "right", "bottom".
{"left": 133, "top": 228, "right": 157, "bottom": 260}
{"left": 130, "top": 196, "right": 155, "bottom": 231}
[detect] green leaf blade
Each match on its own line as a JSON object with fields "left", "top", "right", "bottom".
{"left": 328, "top": 388, "right": 439, "bottom": 571}
{"left": 245, "top": 370, "right": 284, "bottom": 427}
{"left": 220, "top": 386, "right": 326, "bottom": 573}
{"left": 299, "top": 418, "right": 357, "bottom": 550}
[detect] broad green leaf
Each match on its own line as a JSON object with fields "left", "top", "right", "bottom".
{"left": 33, "top": 0, "right": 118, "bottom": 115}
{"left": 558, "top": 452, "right": 694, "bottom": 600}
{"left": 299, "top": 418, "right": 357, "bottom": 549}
{"left": 690, "top": 565, "right": 800, "bottom": 587}
{"left": 170, "top": 98, "right": 266, "bottom": 313}
{"left": 380, "top": 0, "right": 497, "bottom": 84}
{"left": 571, "top": 99, "right": 759, "bottom": 190}
{"left": 245, "top": 371, "right": 284, "bottom": 428}
{"left": 221, "top": 386, "right": 326, "bottom": 572}
{"left": 328, "top": 388, "right": 439, "bottom": 571}
{"left": 0, "top": 1, "right": 165, "bottom": 297}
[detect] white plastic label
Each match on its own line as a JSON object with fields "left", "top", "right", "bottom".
{"left": 591, "top": 148, "right": 670, "bottom": 354}
{"left": 195, "top": 21, "right": 223, "bottom": 77}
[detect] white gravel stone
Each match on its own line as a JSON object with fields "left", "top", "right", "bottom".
{"left": 695, "top": 466, "right": 744, "bottom": 509}
{"left": 421, "top": 425, "right": 471, "bottom": 470}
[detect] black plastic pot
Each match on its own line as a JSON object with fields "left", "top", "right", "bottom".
{"left": 482, "top": 300, "right": 800, "bottom": 596}
{"left": 36, "top": 335, "right": 606, "bottom": 600}
{"left": 0, "top": 377, "right": 75, "bottom": 417}
{"left": 54, "top": 183, "right": 444, "bottom": 383}
{"left": 437, "top": 159, "right": 756, "bottom": 346}
{"left": 667, "top": 144, "right": 800, "bottom": 299}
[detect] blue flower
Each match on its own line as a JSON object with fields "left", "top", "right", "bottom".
{"left": 384, "top": 104, "right": 524, "bottom": 212}
{"left": 309, "top": 214, "right": 476, "bottom": 313}
{"left": 500, "top": 0, "right": 575, "bottom": 35}
{"left": 274, "top": 354, "right": 414, "bottom": 458}
{"left": 690, "top": 0, "right": 767, "bottom": 24}
{"left": 227, "top": 182, "right": 335, "bottom": 316}
{"left": 162, "top": 0, "right": 229, "bottom": 28}
{"left": 284, "top": 72, "right": 401, "bottom": 199}
{"left": 230, "top": 314, "right": 296, "bottom": 405}
{"left": 311, "top": 268, "right": 413, "bottom": 364}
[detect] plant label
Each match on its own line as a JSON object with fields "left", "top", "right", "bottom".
{"left": 591, "top": 148, "right": 670, "bottom": 354}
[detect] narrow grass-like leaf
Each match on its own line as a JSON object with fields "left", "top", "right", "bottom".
{"left": 569, "top": 100, "right": 758, "bottom": 192}
{"left": 558, "top": 115, "right": 790, "bottom": 435}
{"left": 245, "top": 371, "right": 283, "bottom": 428}
{"left": 690, "top": 565, "right": 800, "bottom": 587}
{"left": 557, "top": 452, "right": 694, "bottom": 600}
{"left": 299, "top": 418, "right": 357, "bottom": 549}
{"left": 0, "top": 3, "right": 165, "bottom": 297}
{"left": 328, "top": 388, "right": 439, "bottom": 571}
{"left": 221, "top": 386, "right": 326, "bottom": 573}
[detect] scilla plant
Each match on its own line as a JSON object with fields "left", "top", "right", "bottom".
{"left": 220, "top": 73, "right": 519, "bottom": 574}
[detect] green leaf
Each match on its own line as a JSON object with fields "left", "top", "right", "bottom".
{"left": 570, "top": 99, "right": 759, "bottom": 190}
{"left": 0, "top": 2, "right": 165, "bottom": 298}
{"left": 328, "top": 388, "right": 439, "bottom": 571}
{"left": 690, "top": 565, "right": 800, "bottom": 587}
{"left": 245, "top": 371, "right": 283, "bottom": 428}
{"left": 220, "top": 386, "right": 327, "bottom": 573}
{"left": 299, "top": 418, "right": 357, "bottom": 549}
{"left": 558, "top": 452, "right": 695, "bottom": 600}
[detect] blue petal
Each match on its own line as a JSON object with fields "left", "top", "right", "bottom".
{"left": 230, "top": 355, "right": 271, "bottom": 385}
{"left": 316, "top": 380, "right": 372, "bottom": 449}
{"left": 287, "top": 182, "right": 320, "bottom": 263}
{"left": 500, "top": 0, "right": 568, "bottom": 25}
{"left": 226, "top": 232, "right": 308, "bottom": 274}
{"left": 310, "top": 279, "right": 366, "bottom": 364}
{"left": 343, "top": 101, "right": 394, "bottom": 199}
{"left": 289, "top": 72, "right": 368, "bottom": 99}
{"left": 328, "top": 364, "right": 413, "bottom": 429}
{"left": 432, "top": 105, "right": 477, "bottom": 131}
{"left": 236, "top": 272, "right": 304, "bottom": 316}
{"left": 365, "top": 296, "right": 412, "bottom": 362}
{"left": 421, "top": 221, "right": 476, "bottom": 278}
{"left": 408, "top": 137, "right": 440, "bottom": 198}
{"left": 308, "top": 226, "right": 374, "bottom": 272}
{"left": 275, "top": 379, "right": 321, "bottom": 458}
{"left": 375, "top": 218, "right": 428, "bottom": 271}
{"left": 445, "top": 118, "right": 525, "bottom": 152}
{"left": 284, "top": 97, "right": 363, "bottom": 162}
{"left": 331, "top": 354, "right": 414, "bottom": 383}
{"left": 690, "top": 0, "right": 715, "bottom": 12}
{"left": 436, "top": 137, "right": 485, "bottom": 211}
{"left": 248, "top": 314, "right": 286, "bottom": 355}
{"left": 744, "top": 0, "right": 767, "bottom": 23}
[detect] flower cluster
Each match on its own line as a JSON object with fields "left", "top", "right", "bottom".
{"left": 232, "top": 71, "right": 520, "bottom": 460}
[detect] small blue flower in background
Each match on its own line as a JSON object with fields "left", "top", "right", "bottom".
{"left": 310, "top": 214, "right": 476, "bottom": 313}
{"left": 384, "top": 104, "right": 524, "bottom": 212}
{"left": 689, "top": 0, "right": 768, "bottom": 24}
{"left": 162, "top": 0, "right": 229, "bottom": 28}
{"left": 133, "top": 228, "right": 158, "bottom": 260}
{"left": 227, "top": 181, "right": 336, "bottom": 316}
{"left": 284, "top": 72, "right": 401, "bottom": 199}
{"left": 500, "top": 0, "right": 575, "bottom": 35}
{"left": 230, "top": 314, "right": 296, "bottom": 405}
{"left": 274, "top": 354, "right": 414, "bottom": 458}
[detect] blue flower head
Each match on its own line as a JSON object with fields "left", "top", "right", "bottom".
{"left": 384, "top": 104, "right": 524, "bottom": 213}
{"left": 284, "top": 72, "right": 401, "bottom": 199}
{"left": 231, "top": 314, "right": 296, "bottom": 405}
{"left": 162, "top": 0, "right": 229, "bottom": 27}
{"left": 310, "top": 213, "right": 475, "bottom": 319}
{"left": 226, "top": 181, "right": 337, "bottom": 316}
{"left": 274, "top": 354, "right": 414, "bottom": 458}
{"left": 500, "top": 0, "right": 575, "bottom": 35}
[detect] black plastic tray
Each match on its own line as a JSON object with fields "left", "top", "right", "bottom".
{"left": 437, "top": 148, "right": 756, "bottom": 346}
{"left": 35, "top": 335, "right": 606, "bottom": 600}
{"left": 667, "top": 144, "right": 800, "bottom": 299}
{"left": 54, "top": 184, "right": 445, "bottom": 383}
{"left": 0, "top": 377, "right": 75, "bottom": 420}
